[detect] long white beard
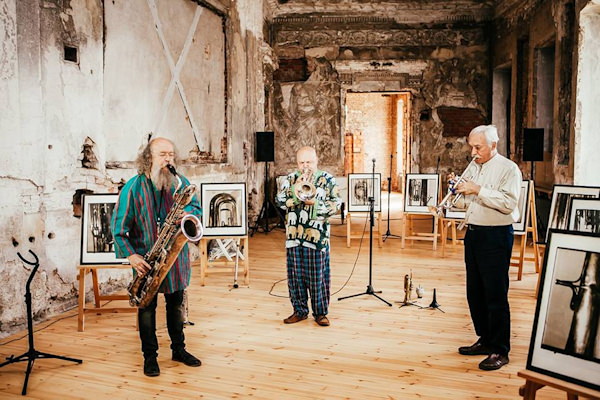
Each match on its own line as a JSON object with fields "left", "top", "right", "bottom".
{"left": 151, "top": 164, "right": 175, "bottom": 191}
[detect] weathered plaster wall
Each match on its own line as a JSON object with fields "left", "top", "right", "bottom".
{"left": 574, "top": 1, "right": 600, "bottom": 185}
{"left": 493, "top": 0, "right": 581, "bottom": 186}
{"left": 0, "top": 0, "right": 267, "bottom": 338}
{"left": 269, "top": 16, "right": 490, "bottom": 178}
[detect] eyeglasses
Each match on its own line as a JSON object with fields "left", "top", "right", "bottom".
{"left": 155, "top": 151, "right": 175, "bottom": 158}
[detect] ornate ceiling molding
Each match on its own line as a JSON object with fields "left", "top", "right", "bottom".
{"left": 274, "top": 28, "right": 487, "bottom": 48}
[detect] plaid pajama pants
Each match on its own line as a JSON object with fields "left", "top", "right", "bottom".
{"left": 286, "top": 246, "right": 331, "bottom": 317}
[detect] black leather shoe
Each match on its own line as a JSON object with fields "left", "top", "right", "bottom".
{"left": 479, "top": 353, "right": 509, "bottom": 370}
{"left": 144, "top": 356, "right": 160, "bottom": 377}
{"left": 172, "top": 349, "right": 201, "bottom": 367}
{"left": 458, "top": 341, "right": 491, "bottom": 356}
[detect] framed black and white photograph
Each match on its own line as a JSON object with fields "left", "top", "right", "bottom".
{"left": 445, "top": 207, "right": 466, "bottom": 220}
{"left": 347, "top": 173, "right": 381, "bottom": 212}
{"left": 404, "top": 174, "right": 440, "bottom": 213}
{"left": 80, "top": 193, "right": 127, "bottom": 264}
{"left": 527, "top": 230, "right": 600, "bottom": 391}
{"left": 201, "top": 183, "right": 247, "bottom": 236}
{"left": 513, "top": 180, "right": 532, "bottom": 233}
{"left": 547, "top": 185, "right": 600, "bottom": 240}
{"left": 569, "top": 198, "right": 600, "bottom": 234}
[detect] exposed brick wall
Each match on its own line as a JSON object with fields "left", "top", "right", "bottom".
{"left": 437, "top": 107, "right": 487, "bottom": 137}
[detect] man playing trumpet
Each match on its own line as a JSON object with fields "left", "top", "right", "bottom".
{"left": 276, "top": 146, "right": 341, "bottom": 326}
{"left": 451, "top": 125, "right": 522, "bottom": 371}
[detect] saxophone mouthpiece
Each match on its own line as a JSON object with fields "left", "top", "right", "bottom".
{"left": 166, "top": 164, "right": 177, "bottom": 176}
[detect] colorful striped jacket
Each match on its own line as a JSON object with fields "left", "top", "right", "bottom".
{"left": 111, "top": 173, "right": 202, "bottom": 294}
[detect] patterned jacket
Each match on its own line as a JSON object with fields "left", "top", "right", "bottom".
{"left": 111, "top": 174, "right": 202, "bottom": 293}
{"left": 276, "top": 170, "right": 341, "bottom": 251}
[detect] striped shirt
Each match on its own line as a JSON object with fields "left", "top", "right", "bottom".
{"left": 111, "top": 173, "right": 202, "bottom": 293}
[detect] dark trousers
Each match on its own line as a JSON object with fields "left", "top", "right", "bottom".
{"left": 138, "top": 290, "right": 185, "bottom": 358}
{"left": 464, "top": 225, "right": 513, "bottom": 356}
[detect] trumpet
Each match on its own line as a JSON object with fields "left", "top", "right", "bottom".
{"left": 294, "top": 168, "right": 317, "bottom": 202}
{"left": 428, "top": 156, "right": 480, "bottom": 217}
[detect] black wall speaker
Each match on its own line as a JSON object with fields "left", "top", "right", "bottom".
{"left": 256, "top": 131, "right": 274, "bottom": 162}
{"left": 523, "top": 128, "right": 544, "bottom": 162}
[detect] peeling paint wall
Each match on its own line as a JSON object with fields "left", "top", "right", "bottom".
{"left": 574, "top": 1, "right": 600, "bottom": 185}
{"left": 0, "top": 0, "right": 267, "bottom": 338}
{"left": 269, "top": 15, "right": 490, "bottom": 178}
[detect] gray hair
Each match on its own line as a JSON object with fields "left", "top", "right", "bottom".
{"left": 469, "top": 125, "right": 499, "bottom": 145}
{"left": 135, "top": 137, "right": 179, "bottom": 175}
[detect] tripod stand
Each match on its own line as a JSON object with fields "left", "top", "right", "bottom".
{"left": 250, "top": 161, "right": 285, "bottom": 236}
{"left": 0, "top": 250, "right": 82, "bottom": 395}
{"left": 383, "top": 154, "right": 401, "bottom": 242}
{"left": 339, "top": 159, "right": 392, "bottom": 307}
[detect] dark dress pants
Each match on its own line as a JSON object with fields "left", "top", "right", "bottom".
{"left": 138, "top": 290, "right": 186, "bottom": 358}
{"left": 464, "top": 225, "right": 513, "bottom": 356}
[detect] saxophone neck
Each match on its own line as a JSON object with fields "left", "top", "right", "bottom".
{"left": 167, "top": 164, "right": 183, "bottom": 192}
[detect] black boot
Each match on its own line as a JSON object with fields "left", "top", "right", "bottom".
{"left": 144, "top": 356, "right": 160, "bottom": 377}
{"left": 172, "top": 349, "right": 201, "bottom": 367}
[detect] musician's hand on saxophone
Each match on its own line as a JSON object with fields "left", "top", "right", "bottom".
{"left": 128, "top": 253, "right": 151, "bottom": 276}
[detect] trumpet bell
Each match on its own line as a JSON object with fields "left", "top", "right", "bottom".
{"left": 295, "top": 180, "right": 317, "bottom": 202}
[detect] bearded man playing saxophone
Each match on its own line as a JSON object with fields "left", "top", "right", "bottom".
{"left": 452, "top": 125, "right": 522, "bottom": 371}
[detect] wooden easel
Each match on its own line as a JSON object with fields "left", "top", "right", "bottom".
{"left": 346, "top": 212, "right": 383, "bottom": 248}
{"left": 197, "top": 236, "right": 249, "bottom": 286}
{"left": 401, "top": 212, "right": 440, "bottom": 251}
{"left": 439, "top": 217, "right": 464, "bottom": 257}
{"left": 511, "top": 181, "right": 541, "bottom": 281}
{"left": 518, "top": 370, "right": 600, "bottom": 400}
{"left": 77, "top": 264, "right": 136, "bottom": 332}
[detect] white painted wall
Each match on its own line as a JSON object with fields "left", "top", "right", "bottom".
{"left": 0, "top": 0, "right": 267, "bottom": 338}
{"left": 574, "top": 3, "right": 600, "bottom": 185}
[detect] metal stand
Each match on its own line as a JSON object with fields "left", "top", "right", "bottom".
{"left": 383, "top": 154, "right": 401, "bottom": 241}
{"left": 338, "top": 159, "right": 392, "bottom": 307}
{"left": 250, "top": 161, "right": 285, "bottom": 236}
{"left": 423, "top": 288, "right": 445, "bottom": 313}
{"left": 0, "top": 250, "right": 82, "bottom": 395}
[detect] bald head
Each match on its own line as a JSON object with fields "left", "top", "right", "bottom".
{"left": 296, "top": 146, "right": 318, "bottom": 172}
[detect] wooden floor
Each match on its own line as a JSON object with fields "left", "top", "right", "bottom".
{"left": 0, "top": 199, "right": 565, "bottom": 399}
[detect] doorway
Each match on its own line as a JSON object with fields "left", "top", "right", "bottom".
{"left": 343, "top": 92, "right": 411, "bottom": 193}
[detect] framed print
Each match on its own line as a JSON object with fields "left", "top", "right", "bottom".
{"left": 513, "top": 180, "right": 531, "bottom": 233}
{"left": 201, "top": 183, "right": 247, "bottom": 236}
{"left": 445, "top": 207, "right": 466, "bottom": 220}
{"left": 347, "top": 173, "right": 381, "bottom": 212}
{"left": 81, "top": 193, "right": 127, "bottom": 264}
{"left": 547, "top": 185, "right": 600, "bottom": 241}
{"left": 404, "top": 174, "right": 440, "bottom": 213}
{"left": 569, "top": 198, "right": 600, "bottom": 234}
{"left": 527, "top": 230, "right": 600, "bottom": 391}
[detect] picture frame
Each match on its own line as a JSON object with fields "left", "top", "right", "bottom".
{"left": 404, "top": 173, "right": 440, "bottom": 213}
{"left": 201, "top": 183, "right": 247, "bottom": 236}
{"left": 80, "top": 193, "right": 127, "bottom": 264}
{"left": 527, "top": 229, "right": 600, "bottom": 391}
{"left": 444, "top": 207, "right": 466, "bottom": 220}
{"left": 568, "top": 198, "right": 600, "bottom": 234}
{"left": 513, "top": 180, "right": 531, "bottom": 233}
{"left": 347, "top": 173, "right": 381, "bottom": 212}
{"left": 547, "top": 185, "right": 600, "bottom": 241}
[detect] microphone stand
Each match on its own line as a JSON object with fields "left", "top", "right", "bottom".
{"left": 383, "top": 154, "right": 401, "bottom": 241}
{"left": 0, "top": 250, "right": 82, "bottom": 395}
{"left": 338, "top": 159, "right": 392, "bottom": 307}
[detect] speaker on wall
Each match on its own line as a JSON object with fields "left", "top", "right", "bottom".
{"left": 523, "top": 128, "right": 544, "bottom": 162}
{"left": 256, "top": 131, "right": 274, "bottom": 162}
